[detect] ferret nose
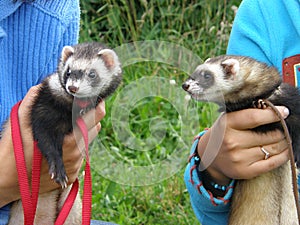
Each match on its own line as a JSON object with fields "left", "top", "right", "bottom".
{"left": 68, "top": 86, "right": 79, "bottom": 93}
{"left": 182, "top": 83, "right": 190, "bottom": 91}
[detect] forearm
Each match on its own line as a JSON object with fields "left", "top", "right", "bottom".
{"left": 184, "top": 131, "right": 233, "bottom": 225}
{"left": 185, "top": 108, "right": 290, "bottom": 223}
{"left": 0, "top": 128, "right": 21, "bottom": 207}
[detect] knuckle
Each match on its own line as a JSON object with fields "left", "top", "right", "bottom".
{"left": 228, "top": 152, "right": 241, "bottom": 164}
{"left": 247, "top": 112, "right": 262, "bottom": 127}
{"left": 95, "top": 104, "right": 106, "bottom": 119}
{"left": 222, "top": 136, "right": 238, "bottom": 152}
{"left": 269, "top": 130, "right": 284, "bottom": 142}
{"left": 270, "top": 144, "right": 279, "bottom": 154}
{"left": 266, "top": 160, "right": 277, "bottom": 171}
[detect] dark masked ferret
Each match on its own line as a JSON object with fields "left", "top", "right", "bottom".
{"left": 182, "top": 55, "right": 300, "bottom": 225}
{"left": 9, "top": 42, "right": 122, "bottom": 224}
{"left": 32, "top": 42, "right": 122, "bottom": 187}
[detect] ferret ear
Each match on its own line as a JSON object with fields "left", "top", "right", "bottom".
{"left": 204, "top": 58, "right": 211, "bottom": 63}
{"left": 98, "top": 49, "right": 119, "bottom": 70}
{"left": 221, "top": 58, "right": 240, "bottom": 79}
{"left": 61, "top": 46, "right": 74, "bottom": 63}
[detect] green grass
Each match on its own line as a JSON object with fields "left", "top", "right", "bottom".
{"left": 79, "top": 1, "right": 241, "bottom": 224}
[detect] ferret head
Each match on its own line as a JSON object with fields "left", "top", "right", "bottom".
{"left": 57, "top": 42, "right": 122, "bottom": 100}
{"left": 182, "top": 55, "right": 281, "bottom": 104}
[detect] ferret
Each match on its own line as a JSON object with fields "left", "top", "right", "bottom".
{"left": 182, "top": 55, "right": 300, "bottom": 225}
{"left": 32, "top": 42, "right": 122, "bottom": 187}
{"left": 8, "top": 42, "right": 122, "bottom": 224}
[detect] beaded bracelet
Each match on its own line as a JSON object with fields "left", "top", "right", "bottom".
{"left": 210, "top": 181, "right": 228, "bottom": 192}
{"left": 199, "top": 168, "right": 229, "bottom": 197}
{"left": 194, "top": 154, "right": 230, "bottom": 197}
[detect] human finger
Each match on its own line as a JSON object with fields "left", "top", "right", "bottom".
{"left": 61, "top": 123, "right": 101, "bottom": 184}
{"left": 81, "top": 101, "right": 106, "bottom": 130}
{"left": 233, "top": 138, "right": 288, "bottom": 166}
{"left": 258, "top": 138, "right": 288, "bottom": 159}
{"left": 227, "top": 106, "right": 289, "bottom": 130}
{"left": 19, "top": 85, "right": 40, "bottom": 111}
{"left": 225, "top": 129, "right": 286, "bottom": 150}
{"left": 235, "top": 148, "right": 289, "bottom": 179}
{"left": 72, "top": 122, "right": 102, "bottom": 156}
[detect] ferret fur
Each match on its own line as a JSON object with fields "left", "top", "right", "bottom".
{"left": 182, "top": 55, "right": 300, "bottom": 225}
{"left": 8, "top": 42, "right": 122, "bottom": 224}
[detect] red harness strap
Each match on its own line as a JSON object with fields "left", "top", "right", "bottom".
{"left": 54, "top": 179, "right": 79, "bottom": 225}
{"left": 76, "top": 117, "right": 92, "bottom": 225}
{"left": 10, "top": 101, "right": 92, "bottom": 225}
{"left": 11, "top": 101, "right": 42, "bottom": 225}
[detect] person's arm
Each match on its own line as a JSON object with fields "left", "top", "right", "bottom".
{"left": 0, "top": 85, "right": 105, "bottom": 207}
{"left": 185, "top": 107, "right": 289, "bottom": 225}
{"left": 0, "top": 0, "right": 82, "bottom": 211}
{"left": 185, "top": 0, "right": 294, "bottom": 223}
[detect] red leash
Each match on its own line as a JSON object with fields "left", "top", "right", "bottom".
{"left": 10, "top": 101, "right": 92, "bottom": 225}
{"left": 76, "top": 117, "right": 92, "bottom": 225}
{"left": 11, "top": 101, "right": 42, "bottom": 224}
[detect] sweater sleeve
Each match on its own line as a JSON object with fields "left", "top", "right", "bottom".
{"left": 35, "top": 0, "right": 80, "bottom": 83}
{"left": 184, "top": 131, "right": 235, "bottom": 225}
{"left": 0, "top": 0, "right": 80, "bottom": 128}
{"left": 0, "top": 1, "right": 80, "bottom": 223}
{"left": 0, "top": 204, "right": 10, "bottom": 225}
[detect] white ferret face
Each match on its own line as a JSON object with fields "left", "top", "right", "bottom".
{"left": 182, "top": 57, "right": 243, "bottom": 103}
{"left": 61, "top": 46, "right": 122, "bottom": 98}
{"left": 47, "top": 43, "right": 122, "bottom": 100}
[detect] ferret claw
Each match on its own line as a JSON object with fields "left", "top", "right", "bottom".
{"left": 48, "top": 161, "right": 68, "bottom": 187}
{"left": 61, "top": 181, "right": 68, "bottom": 189}
{"left": 56, "top": 175, "right": 69, "bottom": 188}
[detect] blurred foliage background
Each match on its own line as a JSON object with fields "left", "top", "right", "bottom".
{"left": 79, "top": 1, "right": 241, "bottom": 224}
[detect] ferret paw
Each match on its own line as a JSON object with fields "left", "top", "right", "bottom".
{"left": 252, "top": 99, "right": 267, "bottom": 109}
{"left": 49, "top": 164, "right": 69, "bottom": 189}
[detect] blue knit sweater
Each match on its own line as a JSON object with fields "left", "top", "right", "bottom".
{"left": 0, "top": 0, "right": 80, "bottom": 223}
{"left": 0, "top": 0, "right": 80, "bottom": 130}
{"left": 185, "top": 0, "right": 300, "bottom": 224}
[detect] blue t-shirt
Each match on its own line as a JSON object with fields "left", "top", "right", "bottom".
{"left": 185, "top": 0, "right": 300, "bottom": 224}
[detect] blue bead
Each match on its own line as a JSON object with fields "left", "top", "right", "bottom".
{"left": 211, "top": 181, "right": 228, "bottom": 191}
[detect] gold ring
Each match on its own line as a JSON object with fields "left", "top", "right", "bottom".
{"left": 260, "top": 146, "right": 270, "bottom": 160}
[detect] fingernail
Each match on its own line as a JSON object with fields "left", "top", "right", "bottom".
{"left": 275, "top": 106, "right": 289, "bottom": 118}
{"left": 283, "top": 107, "right": 289, "bottom": 118}
{"left": 96, "top": 122, "right": 101, "bottom": 132}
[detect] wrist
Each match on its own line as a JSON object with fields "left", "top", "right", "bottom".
{"left": 196, "top": 130, "right": 231, "bottom": 185}
{"left": 194, "top": 155, "right": 232, "bottom": 197}
{"left": 205, "top": 166, "right": 231, "bottom": 186}
{"left": 199, "top": 169, "right": 231, "bottom": 197}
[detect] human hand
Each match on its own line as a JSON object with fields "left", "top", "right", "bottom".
{"left": 197, "top": 107, "right": 290, "bottom": 185}
{"left": 0, "top": 85, "right": 105, "bottom": 207}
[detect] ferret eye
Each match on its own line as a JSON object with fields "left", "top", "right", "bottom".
{"left": 66, "top": 69, "right": 71, "bottom": 77}
{"left": 88, "top": 71, "right": 96, "bottom": 79}
{"left": 203, "top": 73, "right": 211, "bottom": 79}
